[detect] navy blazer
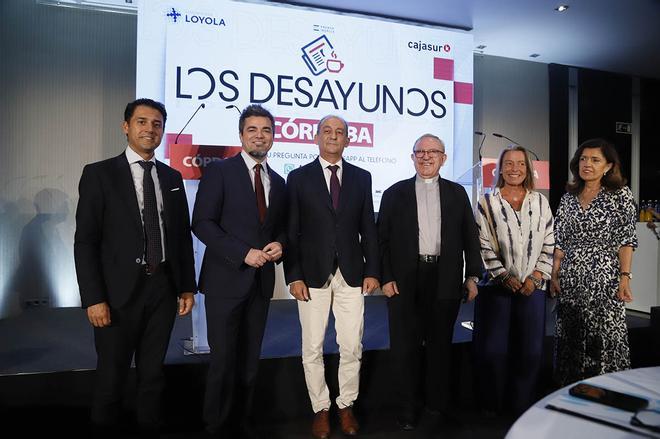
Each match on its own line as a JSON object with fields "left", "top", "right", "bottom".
{"left": 377, "top": 176, "right": 482, "bottom": 300}
{"left": 284, "top": 158, "right": 379, "bottom": 288}
{"left": 192, "top": 154, "right": 286, "bottom": 299}
{"left": 74, "top": 153, "right": 197, "bottom": 309}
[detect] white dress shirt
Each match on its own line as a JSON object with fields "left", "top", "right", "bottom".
{"left": 125, "top": 146, "right": 166, "bottom": 263}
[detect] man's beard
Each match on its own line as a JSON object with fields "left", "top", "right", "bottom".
{"left": 249, "top": 150, "right": 268, "bottom": 159}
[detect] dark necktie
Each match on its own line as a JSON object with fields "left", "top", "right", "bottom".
{"left": 254, "top": 163, "right": 267, "bottom": 223}
{"left": 138, "top": 161, "right": 162, "bottom": 271}
{"left": 328, "top": 165, "right": 340, "bottom": 210}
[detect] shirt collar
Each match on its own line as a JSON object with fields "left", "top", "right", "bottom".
{"left": 125, "top": 145, "right": 156, "bottom": 165}
{"left": 415, "top": 174, "right": 439, "bottom": 184}
{"left": 319, "top": 156, "right": 342, "bottom": 170}
{"left": 241, "top": 150, "right": 268, "bottom": 173}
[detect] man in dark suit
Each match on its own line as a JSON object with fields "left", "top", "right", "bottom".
{"left": 192, "top": 104, "right": 286, "bottom": 438}
{"left": 74, "top": 98, "right": 196, "bottom": 438}
{"left": 377, "top": 134, "right": 482, "bottom": 432}
{"left": 284, "top": 115, "right": 380, "bottom": 439}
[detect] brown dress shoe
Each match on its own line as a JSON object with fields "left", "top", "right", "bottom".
{"left": 312, "top": 409, "right": 330, "bottom": 439}
{"left": 338, "top": 407, "right": 359, "bottom": 435}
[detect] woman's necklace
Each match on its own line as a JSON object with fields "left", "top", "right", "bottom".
{"left": 579, "top": 185, "right": 600, "bottom": 209}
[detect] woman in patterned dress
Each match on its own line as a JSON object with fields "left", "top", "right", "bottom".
{"left": 550, "top": 138, "right": 637, "bottom": 386}
{"left": 473, "top": 146, "right": 555, "bottom": 415}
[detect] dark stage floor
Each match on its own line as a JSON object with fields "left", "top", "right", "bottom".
{"left": 1, "top": 296, "right": 656, "bottom": 438}
{"left": 1, "top": 295, "right": 480, "bottom": 375}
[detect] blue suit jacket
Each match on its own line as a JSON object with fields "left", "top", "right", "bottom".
{"left": 192, "top": 154, "right": 286, "bottom": 298}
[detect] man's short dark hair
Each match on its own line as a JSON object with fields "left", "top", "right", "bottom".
{"left": 124, "top": 98, "right": 167, "bottom": 124}
{"left": 239, "top": 104, "right": 274, "bottom": 134}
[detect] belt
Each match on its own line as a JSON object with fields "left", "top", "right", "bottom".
{"left": 418, "top": 254, "right": 440, "bottom": 263}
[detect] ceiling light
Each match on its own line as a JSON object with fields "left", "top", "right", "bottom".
{"left": 555, "top": 5, "right": 569, "bottom": 12}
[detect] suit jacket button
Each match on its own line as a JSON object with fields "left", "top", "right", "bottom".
{"left": 136, "top": 258, "right": 142, "bottom": 264}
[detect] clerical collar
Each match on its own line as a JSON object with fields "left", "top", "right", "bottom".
{"left": 416, "top": 174, "right": 439, "bottom": 184}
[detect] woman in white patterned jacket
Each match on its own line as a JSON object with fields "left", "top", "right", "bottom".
{"left": 472, "top": 145, "right": 555, "bottom": 416}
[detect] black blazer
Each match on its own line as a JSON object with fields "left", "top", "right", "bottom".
{"left": 74, "top": 153, "right": 196, "bottom": 309}
{"left": 377, "top": 176, "right": 482, "bottom": 299}
{"left": 192, "top": 154, "right": 286, "bottom": 299}
{"left": 284, "top": 158, "right": 379, "bottom": 288}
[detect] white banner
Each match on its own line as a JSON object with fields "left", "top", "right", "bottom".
{"left": 137, "top": 0, "right": 473, "bottom": 352}
{"left": 138, "top": 0, "right": 473, "bottom": 207}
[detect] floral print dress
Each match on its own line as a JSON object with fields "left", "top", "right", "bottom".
{"left": 554, "top": 186, "right": 638, "bottom": 386}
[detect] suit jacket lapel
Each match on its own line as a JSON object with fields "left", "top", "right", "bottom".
{"left": 404, "top": 177, "right": 419, "bottom": 253}
{"left": 336, "top": 159, "right": 353, "bottom": 215}
{"left": 114, "top": 154, "right": 143, "bottom": 233}
{"left": 439, "top": 177, "right": 451, "bottom": 252}
{"left": 265, "top": 165, "right": 282, "bottom": 226}
{"left": 156, "top": 160, "right": 173, "bottom": 232}
{"left": 312, "top": 159, "right": 334, "bottom": 213}
{"left": 232, "top": 154, "right": 261, "bottom": 224}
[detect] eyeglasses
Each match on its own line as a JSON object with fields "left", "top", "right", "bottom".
{"left": 631, "top": 409, "right": 660, "bottom": 433}
{"left": 413, "top": 149, "right": 445, "bottom": 158}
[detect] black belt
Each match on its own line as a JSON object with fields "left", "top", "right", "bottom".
{"left": 418, "top": 254, "right": 440, "bottom": 263}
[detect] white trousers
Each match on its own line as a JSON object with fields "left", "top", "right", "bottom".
{"left": 297, "top": 268, "right": 364, "bottom": 413}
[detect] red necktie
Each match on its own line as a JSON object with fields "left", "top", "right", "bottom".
{"left": 254, "top": 164, "right": 267, "bottom": 223}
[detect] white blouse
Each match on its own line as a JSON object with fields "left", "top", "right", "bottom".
{"left": 476, "top": 188, "right": 555, "bottom": 283}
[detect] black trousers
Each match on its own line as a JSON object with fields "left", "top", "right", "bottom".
{"left": 91, "top": 266, "right": 177, "bottom": 430}
{"left": 203, "top": 277, "right": 270, "bottom": 435}
{"left": 387, "top": 261, "right": 462, "bottom": 414}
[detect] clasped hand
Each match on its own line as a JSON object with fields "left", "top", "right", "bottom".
{"left": 244, "top": 242, "right": 282, "bottom": 267}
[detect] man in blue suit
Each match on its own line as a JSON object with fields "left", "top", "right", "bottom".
{"left": 192, "top": 105, "right": 286, "bottom": 438}
{"left": 284, "top": 115, "right": 380, "bottom": 439}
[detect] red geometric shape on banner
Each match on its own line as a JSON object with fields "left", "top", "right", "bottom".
{"left": 164, "top": 133, "right": 192, "bottom": 159}
{"left": 433, "top": 57, "right": 454, "bottom": 80}
{"left": 169, "top": 144, "right": 242, "bottom": 180}
{"left": 454, "top": 82, "right": 473, "bottom": 105}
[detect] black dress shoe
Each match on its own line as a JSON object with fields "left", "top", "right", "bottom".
{"left": 395, "top": 413, "right": 417, "bottom": 431}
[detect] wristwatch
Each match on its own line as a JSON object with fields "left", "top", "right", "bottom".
{"left": 620, "top": 272, "right": 633, "bottom": 279}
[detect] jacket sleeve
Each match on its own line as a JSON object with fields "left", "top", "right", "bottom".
{"left": 377, "top": 187, "right": 395, "bottom": 285}
{"left": 173, "top": 171, "right": 197, "bottom": 293}
{"left": 73, "top": 164, "right": 107, "bottom": 308}
{"left": 283, "top": 171, "right": 303, "bottom": 283}
{"left": 191, "top": 163, "right": 250, "bottom": 270}
{"left": 359, "top": 172, "right": 380, "bottom": 280}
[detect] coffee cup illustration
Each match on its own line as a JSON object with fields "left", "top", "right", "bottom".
{"left": 327, "top": 58, "right": 345, "bottom": 73}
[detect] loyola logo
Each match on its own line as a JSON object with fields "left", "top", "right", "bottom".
{"left": 166, "top": 7, "right": 226, "bottom": 27}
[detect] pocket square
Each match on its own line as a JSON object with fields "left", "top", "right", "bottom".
{"left": 170, "top": 187, "right": 180, "bottom": 192}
